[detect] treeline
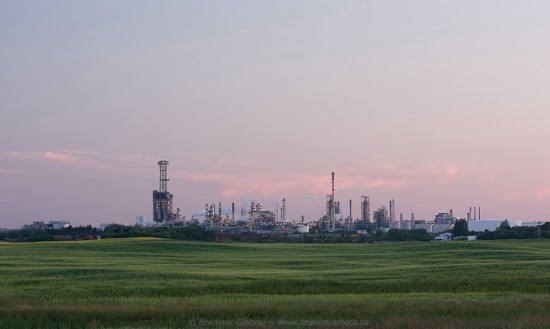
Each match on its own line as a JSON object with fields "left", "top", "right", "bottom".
{"left": 367, "top": 229, "right": 434, "bottom": 242}
{"left": 101, "top": 225, "right": 215, "bottom": 241}
{"left": 0, "top": 225, "right": 215, "bottom": 242}
{"left": 476, "top": 221, "right": 550, "bottom": 240}
{"left": 1, "top": 225, "right": 101, "bottom": 242}
{"left": 232, "top": 229, "right": 434, "bottom": 243}
{"left": 2, "top": 225, "right": 434, "bottom": 243}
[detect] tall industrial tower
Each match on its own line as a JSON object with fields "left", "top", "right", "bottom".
{"left": 389, "top": 198, "right": 395, "bottom": 223}
{"left": 347, "top": 199, "right": 354, "bottom": 231}
{"left": 281, "top": 197, "right": 287, "bottom": 222}
{"left": 331, "top": 170, "right": 335, "bottom": 230}
{"left": 325, "top": 195, "right": 333, "bottom": 229}
{"left": 361, "top": 196, "right": 370, "bottom": 223}
{"left": 153, "top": 160, "right": 175, "bottom": 223}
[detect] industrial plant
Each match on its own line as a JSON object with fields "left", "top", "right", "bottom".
{"left": 137, "top": 159, "right": 550, "bottom": 239}
{"left": 148, "top": 160, "right": 472, "bottom": 235}
{"left": 7, "top": 159, "right": 546, "bottom": 239}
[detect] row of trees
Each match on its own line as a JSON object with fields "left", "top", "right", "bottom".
{"left": 101, "top": 225, "right": 215, "bottom": 241}
{"left": 1, "top": 225, "right": 101, "bottom": 242}
{"left": 7, "top": 220, "right": 550, "bottom": 243}
{"left": 368, "top": 229, "right": 434, "bottom": 242}
{"left": 0, "top": 225, "right": 215, "bottom": 242}
{"left": 477, "top": 221, "right": 550, "bottom": 240}
{"left": 237, "top": 229, "right": 434, "bottom": 243}
{"left": 452, "top": 219, "right": 550, "bottom": 240}
{"left": 2, "top": 225, "right": 433, "bottom": 243}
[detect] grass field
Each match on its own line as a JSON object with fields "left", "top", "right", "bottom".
{"left": 1, "top": 238, "right": 550, "bottom": 328}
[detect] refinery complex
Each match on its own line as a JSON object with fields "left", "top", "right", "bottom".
{"left": 11, "top": 159, "right": 545, "bottom": 235}
{"left": 148, "top": 160, "right": 503, "bottom": 235}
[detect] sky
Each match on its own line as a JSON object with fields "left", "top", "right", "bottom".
{"left": 1, "top": 1, "right": 550, "bottom": 228}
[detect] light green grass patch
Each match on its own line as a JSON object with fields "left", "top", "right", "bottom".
{"left": 1, "top": 239, "right": 550, "bottom": 328}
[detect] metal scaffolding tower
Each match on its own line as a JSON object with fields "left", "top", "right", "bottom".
{"left": 153, "top": 160, "right": 174, "bottom": 223}
{"left": 159, "top": 160, "right": 169, "bottom": 192}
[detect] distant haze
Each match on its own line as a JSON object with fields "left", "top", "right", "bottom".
{"left": 1, "top": 1, "right": 550, "bottom": 228}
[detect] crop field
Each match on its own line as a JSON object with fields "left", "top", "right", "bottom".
{"left": 1, "top": 239, "right": 550, "bottom": 328}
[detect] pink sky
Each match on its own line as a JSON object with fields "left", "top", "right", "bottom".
{"left": 1, "top": 1, "right": 550, "bottom": 228}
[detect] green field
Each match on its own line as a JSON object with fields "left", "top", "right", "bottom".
{"left": 1, "top": 239, "right": 550, "bottom": 328}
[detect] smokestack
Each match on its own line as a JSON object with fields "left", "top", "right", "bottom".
{"left": 389, "top": 198, "right": 395, "bottom": 223}
{"left": 469, "top": 207, "right": 472, "bottom": 221}
{"left": 411, "top": 213, "right": 415, "bottom": 229}
{"left": 232, "top": 203, "right": 235, "bottom": 222}
{"left": 331, "top": 170, "right": 335, "bottom": 230}
{"left": 474, "top": 207, "right": 477, "bottom": 220}
{"left": 478, "top": 207, "right": 481, "bottom": 220}
{"left": 349, "top": 199, "right": 352, "bottom": 219}
{"left": 282, "top": 197, "right": 287, "bottom": 222}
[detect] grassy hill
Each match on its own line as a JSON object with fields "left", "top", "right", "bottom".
{"left": 1, "top": 239, "right": 550, "bottom": 328}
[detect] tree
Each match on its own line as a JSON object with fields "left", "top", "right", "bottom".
{"left": 452, "top": 219, "right": 469, "bottom": 238}
{"left": 499, "top": 220, "right": 511, "bottom": 230}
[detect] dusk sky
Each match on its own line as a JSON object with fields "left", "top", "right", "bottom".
{"left": 2, "top": 1, "right": 550, "bottom": 228}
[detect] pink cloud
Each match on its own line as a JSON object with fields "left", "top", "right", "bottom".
{"left": 0, "top": 164, "right": 9, "bottom": 174}
{"left": 3, "top": 150, "right": 134, "bottom": 174}
{"left": 173, "top": 167, "right": 417, "bottom": 202}
{"left": 4, "top": 149, "right": 501, "bottom": 207}
{"left": 157, "top": 156, "right": 502, "bottom": 204}
{"left": 507, "top": 186, "right": 550, "bottom": 201}
{"left": 119, "top": 153, "right": 158, "bottom": 163}
{"left": 173, "top": 170, "right": 327, "bottom": 199}
{"left": 329, "top": 160, "right": 473, "bottom": 190}
{"left": 44, "top": 151, "right": 71, "bottom": 161}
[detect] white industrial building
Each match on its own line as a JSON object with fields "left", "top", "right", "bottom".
{"left": 415, "top": 222, "right": 453, "bottom": 234}
{"left": 468, "top": 219, "right": 522, "bottom": 232}
{"left": 297, "top": 225, "right": 309, "bottom": 233}
{"left": 435, "top": 233, "right": 452, "bottom": 241}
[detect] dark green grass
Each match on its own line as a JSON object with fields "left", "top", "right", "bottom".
{"left": 1, "top": 239, "right": 550, "bottom": 328}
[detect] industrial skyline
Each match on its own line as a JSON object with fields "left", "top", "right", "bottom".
{"left": 2, "top": 1, "right": 550, "bottom": 228}
{"left": 149, "top": 160, "right": 461, "bottom": 234}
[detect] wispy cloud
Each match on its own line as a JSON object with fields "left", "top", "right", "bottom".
{"left": 173, "top": 171, "right": 325, "bottom": 199}
{"left": 169, "top": 159, "right": 487, "bottom": 201}
{"left": 330, "top": 160, "right": 488, "bottom": 191}
{"left": 0, "top": 164, "right": 10, "bottom": 175}
{"left": 505, "top": 186, "right": 550, "bottom": 201}
{"left": 1, "top": 149, "right": 502, "bottom": 209}
{"left": 3, "top": 150, "right": 136, "bottom": 174}
{"left": 119, "top": 153, "right": 158, "bottom": 163}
